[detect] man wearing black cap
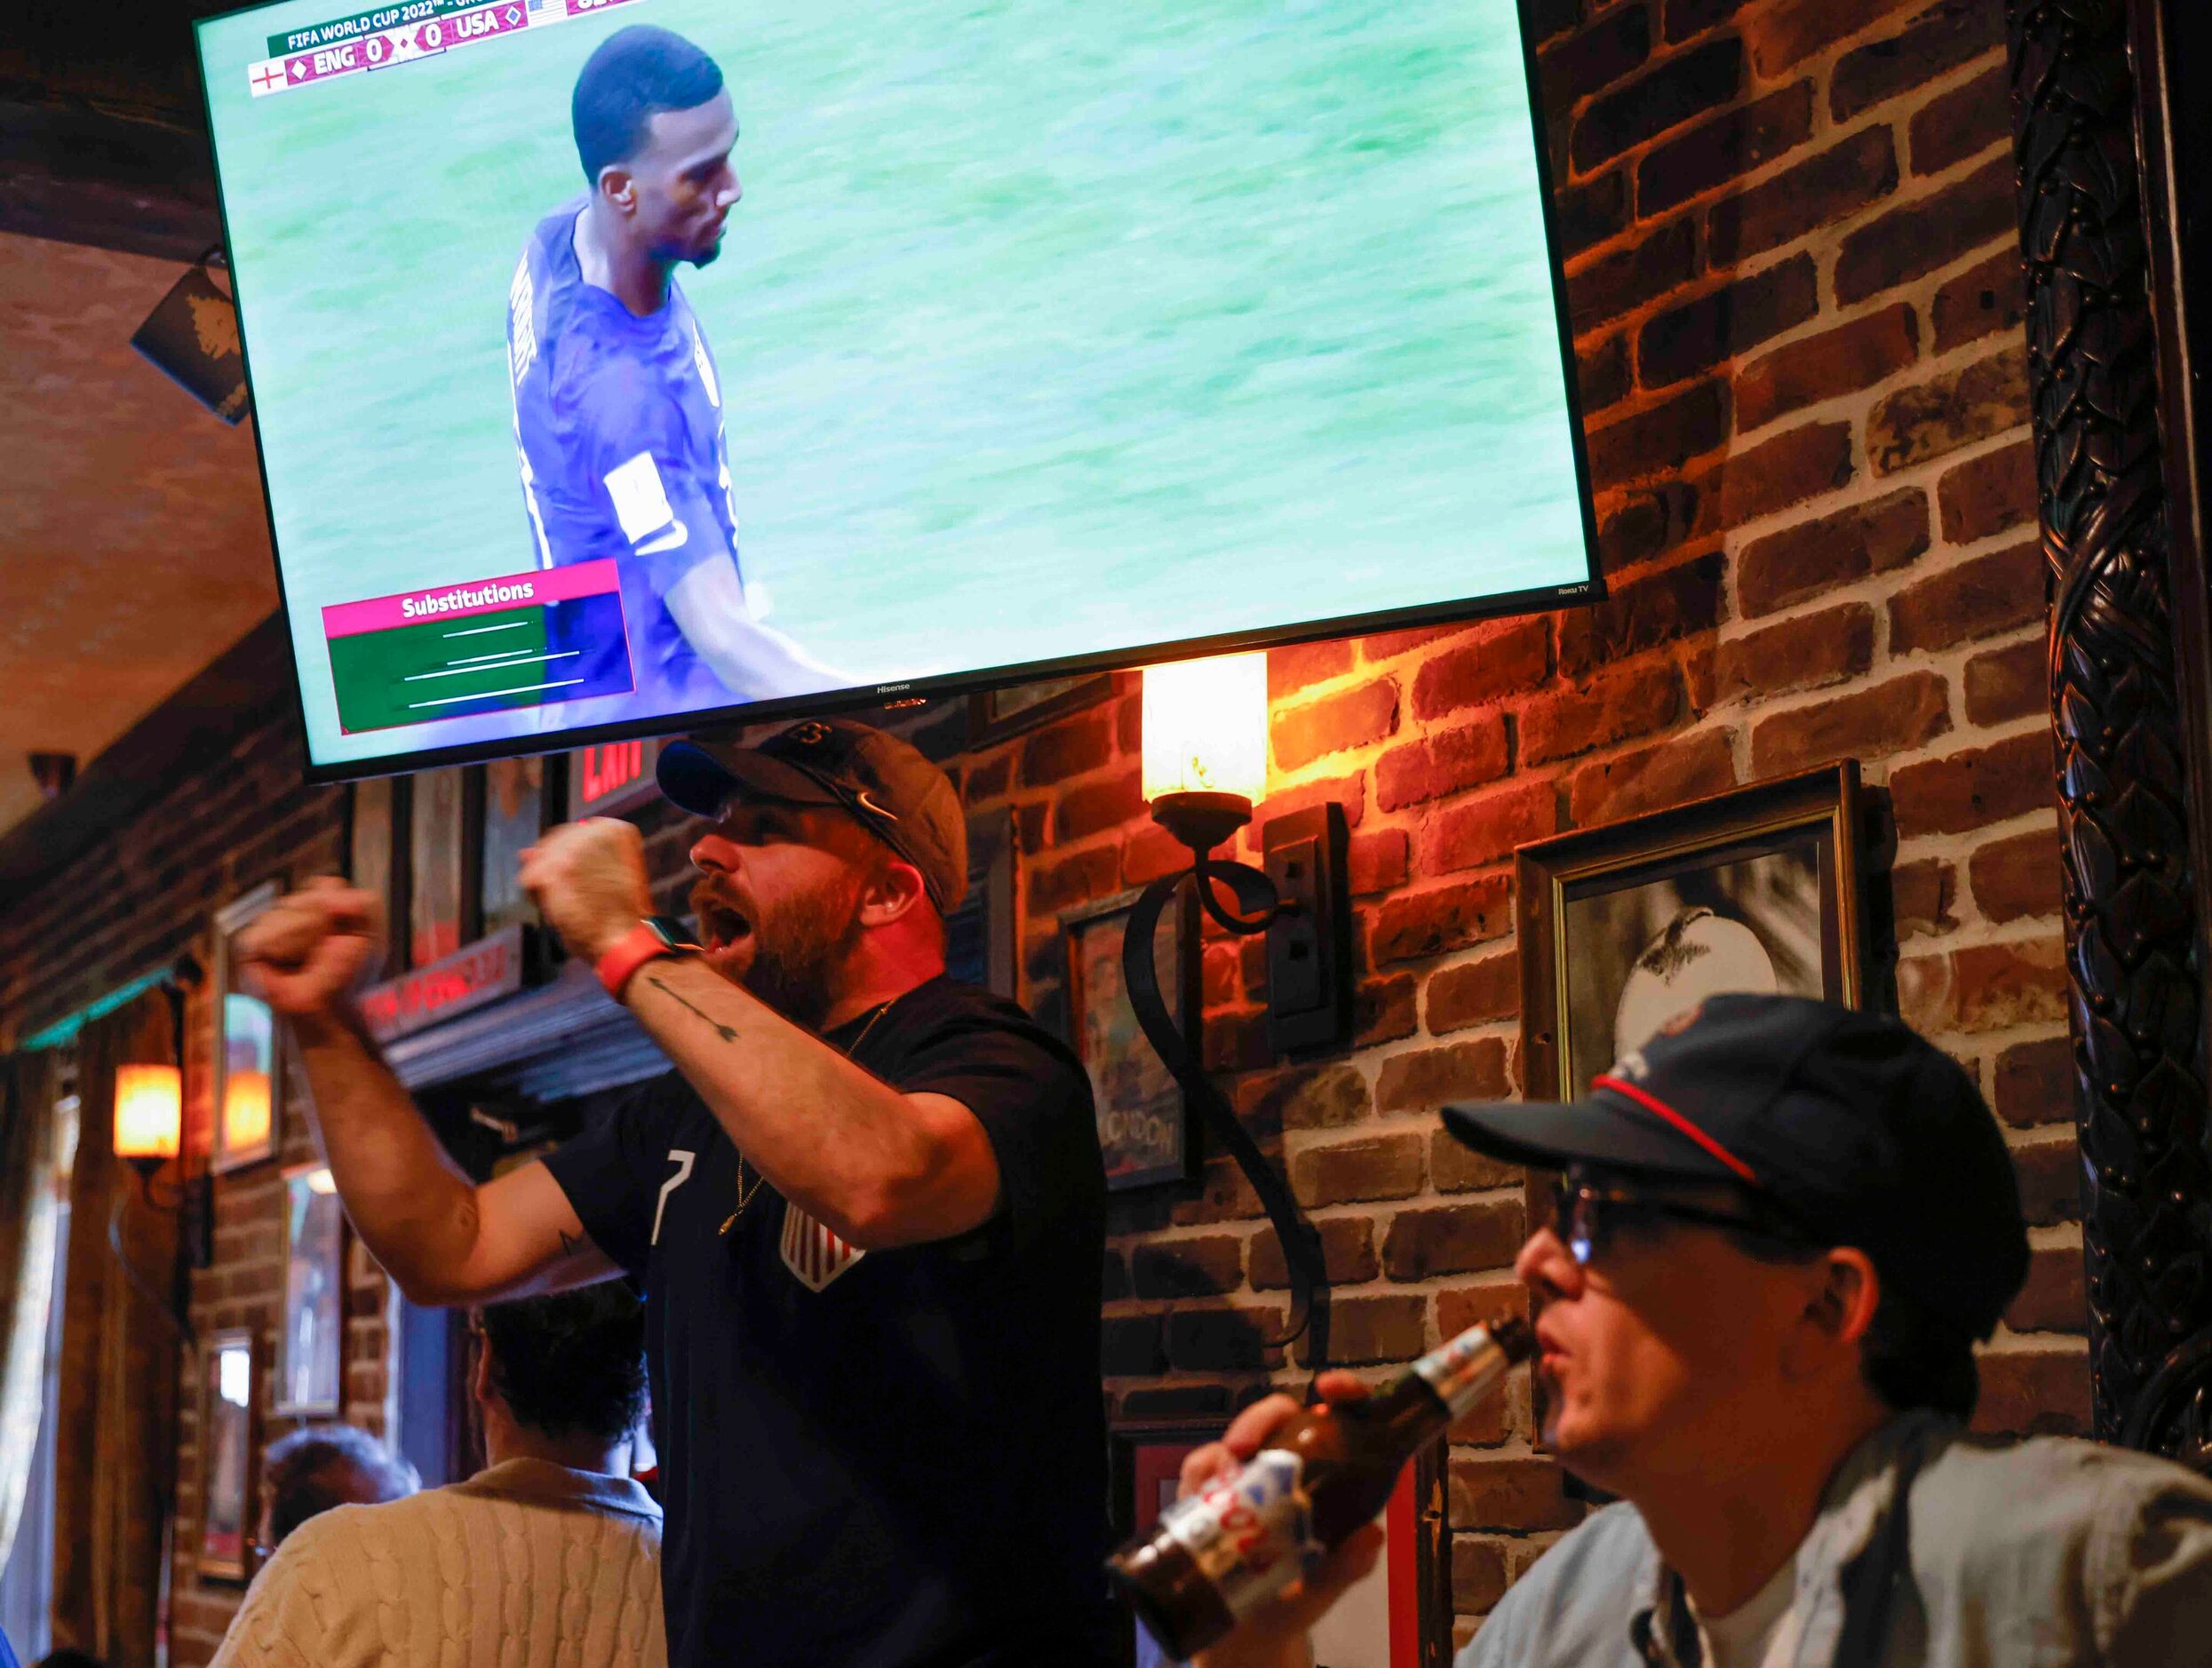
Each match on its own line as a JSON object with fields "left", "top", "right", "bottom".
{"left": 239, "top": 718, "right": 1115, "bottom": 1668}
{"left": 1190, "top": 995, "right": 2212, "bottom": 1667}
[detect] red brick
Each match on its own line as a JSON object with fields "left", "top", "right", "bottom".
{"left": 1579, "top": 331, "right": 1633, "bottom": 412}
{"left": 1292, "top": 1132, "right": 1426, "bottom": 1207}
{"left": 1889, "top": 730, "right": 2051, "bottom": 838}
{"left": 1555, "top": 166, "right": 1632, "bottom": 260}
{"left": 1743, "top": 0, "right": 1914, "bottom": 76}
{"left": 1433, "top": 1132, "right": 1524, "bottom": 1195}
{"left": 1205, "top": 1007, "right": 1276, "bottom": 1074}
{"left": 1356, "top": 973, "right": 1420, "bottom": 1048}
{"left": 1569, "top": 216, "right": 1703, "bottom": 336}
{"left": 2005, "top": 1245, "right": 2087, "bottom": 1336}
{"left": 1310, "top": 1295, "right": 1428, "bottom": 1367}
{"left": 1363, "top": 621, "right": 1476, "bottom": 663}
{"left": 1971, "top": 1346, "right": 2091, "bottom": 1438}
{"left": 1250, "top": 1216, "right": 1379, "bottom": 1290}
{"left": 1734, "top": 303, "right": 1916, "bottom": 433}
{"left": 1898, "top": 936, "right": 2067, "bottom": 1034}
{"left": 1409, "top": 620, "right": 1554, "bottom": 720}
{"left": 1994, "top": 1034, "right": 2074, "bottom": 1129}
{"left": 1164, "top": 1306, "right": 1285, "bottom": 1372}
{"left": 1890, "top": 855, "right": 1957, "bottom": 939}
{"left": 1597, "top": 487, "right": 1697, "bottom": 574}
{"left": 1131, "top": 1235, "right": 1244, "bottom": 1299}
{"left": 1372, "top": 875, "right": 1514, "bottom": 965}
{"left": 1251, "top": 772, "right": 1366, "bottom": 834}
{"left": 1737, "top": 488, "right": 1930, "bottom": 616}
{"left": 1713, "top": 604, "right": 1875, "bottom": 702}
{"left": 1123, "top": 822, "right": 1190, "bottom": 886}
{"left": 1637, "top": 83, "right": 1816, "bottom": 219}
{"left": 1888, "top": 539, "right": 2044, "bottom": 654}
{"left": 964, "top": 753, "right": 1011, "bottom": 801}
{"left": 1836, "top": 155, "right": 2016, "bottom": 306}
{"left": 1571, "top": 37, "right": 1744, "bottom": 174}
{"left": 1349, "top": 828, "right": 1409, "bottom": 897}
{"left": 1540, "top": 5, "right": 1652, "bottom": 115}
{"left": 1427, "top": 953, "right": 1520, "bottom": 1034}
{"left": 1963, "top": 636, "right": 2049, "bottom": 727}
{"left": 1910, "top": 60, "right": 2009, "bottom": 176}
{"left": 1665, "top": 0, "right": 1754, "bottom": 44}
{"left": 1241, "top": 1063, "right": 1373, "bottom": 1133}
{"left": 1273, "top": 679, "right": 1399, "bottom": 773}
{"left": 1692, "top": 420, "right": 1857, "bottom": 536}
{"left": 1449, "top": 1456, "right": 1582, "bottom": 1531}
{"left": 1383, "top": 1200, "right": 1526, "bottom": 1280}
{"left": 1019, "top": 711, "right": 1114, "bottom": 786}
{"left": 1452, "top": 1538, "right": 1509, "bottom": 1613}
{"left": 1377, "top": 1038, "right": 1512, "bottom": 1114}
{"left": 1750, "top": 670, "right": 1950, "bottom": 774}
{"left": 1269, "top": 639, "right": 1354, "bottom": 702}
{"left": 1171, "top": 1156, "right": 1265, "bottom": 1227}
{"left": 1833, "top": 0, "right": 2006, "bottom": 122}
{"left": 1017, "top": 800, "right": 1048, "bottom": 852}
{"left": 1054, "top": 769, "right": 1143, "bottom": 844}
{"left": 1932, "top": 248, "right": 2027, "bottom": 354}
{"left": 1585, "top": 380, "right": 1730, "bottom": 489}
{"left": 1029, "top": 843, "right": 1120, "bottom": 915}
{"left": 1938, "top": 439, "right": 2037, "bottom": 544}
{"left": 2015, "top": 1134, "right": 2082, "bottom": 1227}
{"left": 1639, "top": 255, "right": 1819, "bottom": 391}
{"left": 1118, "top": 692, "right": 1143, "bottom": 755}
{"left": 1969, "top": 826, "right": 2062, "bottom": 924}
{"left": 1867, "top": 345, "right": 2029, "bottom": 476}
{"left": 1375, "top": 718, "right": 1510, "bottom": 811}
{"left": 1568, "top": 727, "right": 1739, "bottom": 826}
{"left": 1707, "top": 127, "right": 1899, "bottom": 268}
{"left": 1556, "top": 554, "right": 1724, "bottom": 679}
{"left": 1522, "top": 661, "right": 1683, "bottom": 766}
{"left": 1421, "top": 779, "right": 1562, "bottom": 875}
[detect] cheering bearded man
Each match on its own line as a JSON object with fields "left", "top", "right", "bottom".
{"left": 240, "top": 719, "right": 1117, "bottom": 1668}
{"left": 1191, "top": 996, "right": 2212, "bottom": 1668}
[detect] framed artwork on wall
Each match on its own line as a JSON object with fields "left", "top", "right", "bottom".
{"left": 967, "top": 671, "right": 1119, "bottom": 748}
{"left": 478, "top": 755, "right": 546, "bottom": 937}
{"left": 944, "top": 809, "right": 1017, "bottom": 998}
{"left": 1062, "top": 885, "right": 1200, "bottom": 1191}
{"left": 211, "top": 879, "right": 283, "bottom": 1173}
{"left": 1107, "top": 1423, "right": 1451, "bottom": 1668}
{"left": 1516, "top": 763, "right": 1867, "bottom": 1104}
{"left": 275, "top": 1165, "right": 346, "bottom": 1417}
{"left": 197, "top": 1328, "right": 258, "bottom": 1583}
{"left": 409, "top": 765, "right": 468, "bottom": 966}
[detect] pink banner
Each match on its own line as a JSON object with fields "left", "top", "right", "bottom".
{"left": 322, "top": 559, "right": 619, "bottom": 638}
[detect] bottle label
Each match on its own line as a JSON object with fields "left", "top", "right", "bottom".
{"left": 1411, "top": 1323, "right": 1507, "bottom": 1418}
{"left": 1158, "top": 1449, "right": 1325, "bottom": 1620}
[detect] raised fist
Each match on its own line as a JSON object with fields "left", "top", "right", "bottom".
{"left": 520, "top": 817, "right": 656, "bottom": 964}
{"left": 235, "top": 877, "right": 385, "bottom": 1018}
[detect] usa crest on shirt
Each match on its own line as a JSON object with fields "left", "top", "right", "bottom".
{"left": 781, "top": 1202, "right": 866, "bottom": 1291}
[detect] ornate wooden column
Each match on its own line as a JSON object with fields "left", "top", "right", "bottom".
{"left": 2009, "top": 0, "right": 2212, "bottom": 1456}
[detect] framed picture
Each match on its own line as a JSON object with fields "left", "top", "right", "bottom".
{"left": 1107, "top": 1424, "right": 1450, "bottom": 1668}
{"left": 1517, "top": 763, "right": 1866, "bottom": 1104}
{"left": 275, "top": 1166, "right": 346, "bottom": 1417}
{"left": 479, "top": 756, "right": 547, "bottom": 937}
{"left": 944, "top": 809, "right": 1017, "bottom": 998}
{"left": 1063, "top": 886, "right": 1200, "bottom": 1190}
{"left": 967, "top": 671, "right": 1118, "bottom": 747}
{"left": 198, "top": 1328, "right": 258, "bottom": 1583}
{"left": 211, "top": 880, "right": 283, "bottom": 1173}
{"left": 410, "top": 764, "right": 468, "bottom": 967}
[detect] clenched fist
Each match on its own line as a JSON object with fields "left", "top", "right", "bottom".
{"left": 521, "top": 817, "right": 656, "bottom": 964}
{"left": 236, "top": 877, "right": 384, "bottom": 1018}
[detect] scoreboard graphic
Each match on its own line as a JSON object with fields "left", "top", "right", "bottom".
{"left": 247, "top": 0, "right": 647, "bottom": 97}
{"left": 322, "top": 560, "right": 633, "bottom": 733}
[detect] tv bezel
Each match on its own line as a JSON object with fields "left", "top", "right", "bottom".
{"left": 194, "top": 0, "right": 1605, "bottom": 788}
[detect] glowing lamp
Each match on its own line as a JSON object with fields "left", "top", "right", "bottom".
{"left": 222, "top": 1070, "right": 273, "bottom": 1156}
{"left": 115, "top": 1064, "right": 183, "bottom": 1179}
{"left": 1141, "top": 653, "right": 1269, "bottom": 854}
{"left": 305, "top": 1167, "right": 337, "bottom": 1195}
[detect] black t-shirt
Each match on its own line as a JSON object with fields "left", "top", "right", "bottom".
{"left": 543, "top": 976, "right": 1116, "bottom": 1668}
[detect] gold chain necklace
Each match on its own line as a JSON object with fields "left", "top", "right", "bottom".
{"left": 719, "top": 998, "right": 897, "bottom": 1236}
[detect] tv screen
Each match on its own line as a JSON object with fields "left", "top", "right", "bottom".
{"left": 196, "top": 0, "right": 1598, "bottom": 779}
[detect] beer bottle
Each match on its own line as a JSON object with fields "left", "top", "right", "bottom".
{"left": 1106, "top": 1316, "right": 1533, "bottom": 1661}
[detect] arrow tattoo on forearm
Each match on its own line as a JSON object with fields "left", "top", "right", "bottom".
{"left": 648, "top": 973, "right": 738, "bottom": 1042}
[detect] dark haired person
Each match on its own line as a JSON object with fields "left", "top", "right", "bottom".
{"left": 509, "top": 23, "right": 838, "bottom": 717}
{"left": 1192, "top": 996, "right": 2212, "bottom": 1668}
{"left": 238, "top": 719, "right": 1117, "bottom": 1667}
{"left": 259, "top": 1422, "right": 418, "bottom": 1552}
{"left": 212, "top": 1287, "right": 663, "bottom": 1668}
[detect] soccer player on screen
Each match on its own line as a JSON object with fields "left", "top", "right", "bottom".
{"left": 508, "top": 25, "right": 839, "bottom": 710}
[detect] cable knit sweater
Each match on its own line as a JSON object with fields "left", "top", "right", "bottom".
{"left": 210, "top": 1458, "right": 665, "bottom": 1668}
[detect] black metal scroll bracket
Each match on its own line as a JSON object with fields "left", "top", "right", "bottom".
{"left": 1122, "top": 858, "right": 1332, "bottom": 1375}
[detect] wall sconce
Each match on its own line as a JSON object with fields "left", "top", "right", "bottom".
{"left": 222, "top": 1068, "right": 274, "bottom": 1156}
{"left": 1125, "top": 653, "right": 1352, "bottom": 1366}
{"left": 111, "top": 949, "right": 215, "bottom": 1275}
{"left": 114, "top": 1064, "right": 184, "bottom": 1180}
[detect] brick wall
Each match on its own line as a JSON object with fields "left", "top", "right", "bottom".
{"left": 933, "top": 0, "right": 2081, "bottom": 1640}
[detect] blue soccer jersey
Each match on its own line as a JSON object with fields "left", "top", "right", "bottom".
{"left": 508, "top": 197, "right": 743, "bottom": 713}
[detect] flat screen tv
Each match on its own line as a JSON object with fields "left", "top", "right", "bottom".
{"left": 195, "top": 0, "right": 1599, "bottom": 780}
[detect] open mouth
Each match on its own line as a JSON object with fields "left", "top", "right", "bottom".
{"left": 698, "top": 901, "right": 752, "bottom": 951}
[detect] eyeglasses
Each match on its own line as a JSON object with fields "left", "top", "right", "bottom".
{"left": 1548, "top": 1169, "right": 1813, "bottom": 1267}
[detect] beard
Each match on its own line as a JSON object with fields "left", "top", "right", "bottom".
{"left": 691, "top": 869, "right": 865, "bottom": 1029}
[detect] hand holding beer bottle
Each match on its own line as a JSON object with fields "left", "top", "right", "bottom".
{"left": 1110, "top": 1317, "right": 1534, "bottom": 1663}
